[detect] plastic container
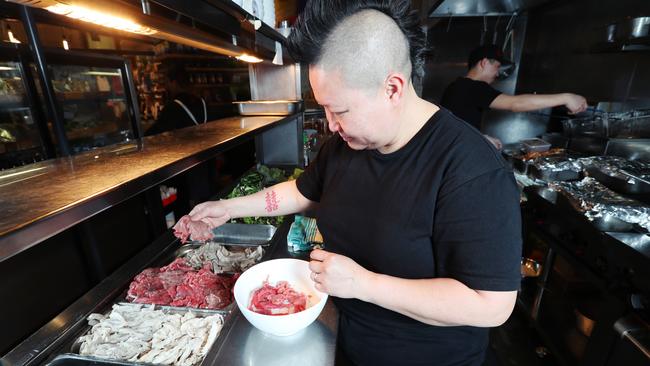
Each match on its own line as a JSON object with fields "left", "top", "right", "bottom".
{"left": 521, "top": 138, "right": 551, "bottom": 153}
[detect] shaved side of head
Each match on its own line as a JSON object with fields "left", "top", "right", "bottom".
{"left": 287, "top": 0, "right": 426, "bottom": 90}
{"left": 317, "top": 10, "right": 411, "bottom": 91}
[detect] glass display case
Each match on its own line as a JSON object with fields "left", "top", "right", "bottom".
{"left": 0, "top": 44, "right": 50, "bottom": 170}
{"left": 47, "top": 51, "right": 139, "bottom": 154}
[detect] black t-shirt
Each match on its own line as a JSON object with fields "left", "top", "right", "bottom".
{"left": 296, "top": 109, "right": 522, "bottom": 366}
{"left": 440, "top": 77, "right": 501, "bottom": 130}
{"left": 145, "top": 93, "right": 207, "bottom": 136}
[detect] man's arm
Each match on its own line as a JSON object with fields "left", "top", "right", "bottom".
{"left": 189, "top": 180, "right": 315, "bottom": 228}
{"left": 490, "top": 92, "right": 587, "bottom": 114}
{"left": 309, "top": 250, "right": 517, "bottom": 327}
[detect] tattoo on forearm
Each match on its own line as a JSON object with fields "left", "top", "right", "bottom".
{"left": 265, "top": 190, "right": 279, "bottom": 212}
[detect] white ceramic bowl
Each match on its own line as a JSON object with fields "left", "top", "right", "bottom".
{"left": 233, "top": 258, "right": 328, "bottom": 336}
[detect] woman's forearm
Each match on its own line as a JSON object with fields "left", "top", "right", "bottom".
{"left": 359, "top": 272, "right": 517, "bottom": 327}
{"left": 224, "top": 180, "right": 315, "bottom": 219}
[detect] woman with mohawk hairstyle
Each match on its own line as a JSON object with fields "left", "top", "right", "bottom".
{"left": 188, "top": 1, "right": 522, "bottom": 365}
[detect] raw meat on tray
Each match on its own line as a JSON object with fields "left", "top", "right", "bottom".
{"left": 127, "top": 258, "right": 235, "bottom": 310}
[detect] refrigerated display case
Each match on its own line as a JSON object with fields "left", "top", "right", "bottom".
{"left": 46, "top": 51, "right": 141, "bottom": 154}
{"left": 0, "top": 43, "right": 52, "bottom": 169}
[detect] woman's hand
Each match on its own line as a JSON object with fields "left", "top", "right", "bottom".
{"left": 309, "top": 249, "right": 374, "bottom": 300}
{"left": 189, "top": 200, "right": 231, "bottom": 228}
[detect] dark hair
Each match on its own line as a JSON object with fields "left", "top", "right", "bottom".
{"left": 287, "top": 0, "right": 426, "bottom": 79}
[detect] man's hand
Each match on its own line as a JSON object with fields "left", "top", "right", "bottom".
{"left": 564, "top": 93, "right": 587, "bottom": 114}
{"left": 484, "top": 135, "right": 503, "bottom": 150}
{"left": 189, "top": 201, "right": 231, "bottom": 229}
{"left": 309, "top": 249, "right": 373, "bottom": 300}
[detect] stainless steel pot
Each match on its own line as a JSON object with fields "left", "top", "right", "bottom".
{"left": 618, "top": 17, "right": 650, "bottom": 39}
{"left": 605, "top": 23, "right": 617, "bottom": 43}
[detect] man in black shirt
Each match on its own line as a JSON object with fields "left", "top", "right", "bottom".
{"left": 441, "top": 45, "right": 587, "bottom": 149}
{"left": 145, "top": 64, "right": 208, "bottom": 136}
{"left": 186, "top": 2, "right": 521, "bottom": 365}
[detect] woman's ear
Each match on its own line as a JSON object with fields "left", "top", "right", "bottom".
{"left": 385, "top": 72, "right": 406, "bottom": 103}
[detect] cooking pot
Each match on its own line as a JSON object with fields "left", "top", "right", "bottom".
{"left": 605, "top": 23, "right": 617, "bottom": 42}
{"left": 618, "top": 17, "right": 650, "bottom": 39}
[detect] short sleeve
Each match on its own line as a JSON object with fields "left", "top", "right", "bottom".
{"left": 295, "top": 136, "right": 337, "bottom": 202}
{"left": 474, "top": 82, "right": 501, "bottom": 109}
{"left": 433, "top": 168, "right": 522, "bottom": 291}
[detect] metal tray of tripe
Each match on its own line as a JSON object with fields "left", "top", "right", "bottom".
{"left": 173, "top": 243, "right": 270, "bottom": 274}
{"left": 210, "top": 223, "right": 277, "bottom": 246}
{"left": 69, "top": 303, "right": 233, "bottom": 365}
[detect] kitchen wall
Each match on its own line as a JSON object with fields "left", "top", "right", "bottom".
{"left": 421, "top": 0, "right": 650, "bottom": 143}
{"left": 518, "top": 0, "right": 650, "bottom": 104}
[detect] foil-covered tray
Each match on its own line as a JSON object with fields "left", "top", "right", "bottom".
{"left": 582, "top": 156, "right": 650, "bottom": 196}
{"left": 69, "top": 303, "right": 233, "bottom": 366}
{"left": 528, "top": 155, "right": 584, "bottom": 182}
{"left": 551, "top": 177, "right": 650, "bottom": 232}
{"left": 503, "top": 148, "right": 569, "bottom": 175}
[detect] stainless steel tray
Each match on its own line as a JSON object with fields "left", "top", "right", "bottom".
{"left": 528, "top": 186, "right": 558, "bottom": 204}
{"left": 209, "top": 223, "right": 277, "bottom": 246}
{"left": 174, "top": 243, "right": 269, "bottom": 274}
{"left": 121, "top": 275, "right": 237, "bottom": 312}
{"left": 586, "top": 166, "right": 650, "bottom": 196}
{"left": 47, "top": 353, "right": 149, "bottom": 366}
{"left": 69, "top": 303, "right": 233, "bottom": 366}
{"left": 233, "top": 100, "right": 303, "bottom": 116}
{"left": 528, "top": 165, "right": 582, "bottom": 182}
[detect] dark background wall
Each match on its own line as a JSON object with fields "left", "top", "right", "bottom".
{"left": 518, "top": 0, "right": 650, "bottom": 103}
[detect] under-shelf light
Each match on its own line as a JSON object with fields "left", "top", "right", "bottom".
{"left": 45, "top": 3, "right": 157, "bottom": 35}
{"left": 236, "top": 53, "right": 263, "bottom": 63}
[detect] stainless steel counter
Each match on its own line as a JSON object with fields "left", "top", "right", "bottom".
{"left": 1, "top": 217, "right": 339, "bottom": 366}
{"left": 206, "top": 224, "right": 339, "bottom": 366}
{"left": 210, "top": 302, "right": 337, "bottom": 366}
{"left": 0, "top": 115, "right": 294, "bottom": 263}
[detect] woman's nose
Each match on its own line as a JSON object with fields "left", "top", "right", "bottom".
{"left": 328, "top": 118, "right": 340, "bottom": 133}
